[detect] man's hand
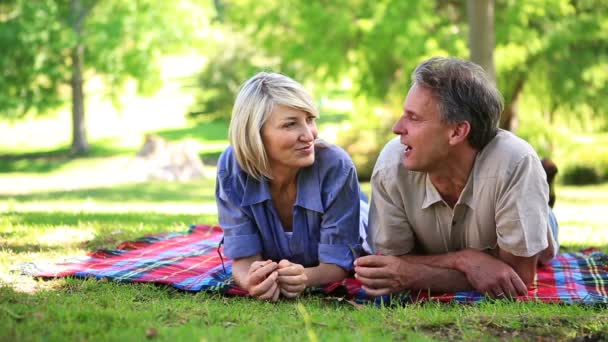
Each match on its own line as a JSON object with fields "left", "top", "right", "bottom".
{"left": 354, "top": 255, "right": 413, "bottom": 297}
{"left": 458, "top": 250, "right": 528, "bottom": 298}
{"left": 245, "top": 260, "right": 280, "bottom": 301}
{"left": 277, "top": 259, "right": 308, "bottom": 298}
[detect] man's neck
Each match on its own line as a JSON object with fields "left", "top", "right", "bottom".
{"left": 429, "top": 144, "right": 478, "bottom": 207}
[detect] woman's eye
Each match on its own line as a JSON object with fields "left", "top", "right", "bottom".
{"left": 283, "top": 122, "right": 296, "bottom": 128}
{"left": 306, "top": 116, "right": 316, "bottom": 124}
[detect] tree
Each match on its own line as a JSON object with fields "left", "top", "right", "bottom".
{"left": 0, "top": 0, "right": 205, "bottom": 155}
{"left": 495, "top": 0, "right": 608, "bottom": 131}
{"left": 468, "top": 0, "right": 496, "bottom": 83}
{"left": 213, "top": 0, "right": 607, "bottom": 133}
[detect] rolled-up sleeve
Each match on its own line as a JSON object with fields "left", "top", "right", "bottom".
{"left": 216, "top": 173, "right": 262, "bottom": 260}
{"left": 495, "top": 154, "right": 550, "bottom": 257}
{"left": 318, "top": 165, "right": 360, "bottom": 271}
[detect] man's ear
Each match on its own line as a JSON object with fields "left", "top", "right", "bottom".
{"left": 449, "top": 121, "right": 470, "bottom": 145}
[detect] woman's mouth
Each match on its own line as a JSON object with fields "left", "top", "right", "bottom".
{"left": 297, "top": 144, "right": 314, "bottom": 154}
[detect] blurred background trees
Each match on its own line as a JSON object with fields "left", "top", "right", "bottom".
{"left": 0, "top": 0, "right": 202, "bottom": 154}
{"left": 1, "top": 0, "right": 606, "bottom": 182}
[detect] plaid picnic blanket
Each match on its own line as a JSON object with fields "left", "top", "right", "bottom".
{"left": 20, "top": 224, "right": 608, "bottom": 305}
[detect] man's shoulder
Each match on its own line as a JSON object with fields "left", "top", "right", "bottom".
{"left": 478, "top": 130, "right": 540, "bottom": 170}
{"left": 373, "top": 137, "right": 404, "bottom": 174}
{"left": 372, "top": 137, "right": 424, "bottom": 187}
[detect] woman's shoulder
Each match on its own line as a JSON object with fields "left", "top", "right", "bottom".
{"left": 217, "top": 146, "right": 239, "bottom": 175}
{"left": 217, "top": 146, "right": 248, "bottom": 186}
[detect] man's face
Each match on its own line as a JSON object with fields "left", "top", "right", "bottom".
{"left": 392, "top": 84, "right": 454, "bottom": 172}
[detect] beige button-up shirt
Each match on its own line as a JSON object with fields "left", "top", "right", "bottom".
{"left": 368, "top": 130, "right": 557, "bottom": 264}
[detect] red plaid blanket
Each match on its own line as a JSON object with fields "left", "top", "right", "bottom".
{"left": 21, "top": 224, "right": 608, "bottom": 305}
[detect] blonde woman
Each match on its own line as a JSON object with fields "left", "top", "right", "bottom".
{"left": 216, "top": 72, "right": 368, "bottom": 301}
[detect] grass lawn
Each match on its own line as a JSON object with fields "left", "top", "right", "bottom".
{"left": 1, "top": 114, "right": 608, "bottom": 340}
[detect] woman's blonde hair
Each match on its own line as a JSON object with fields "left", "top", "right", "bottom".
{"left": 229, "top": 72, "right": 319, "bottom": 180}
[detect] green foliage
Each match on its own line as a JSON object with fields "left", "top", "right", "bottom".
{"left": 562, "top": 165, "right": 604, "bottom": 185}
{"left": 496, "top": 0, "right": 608, "bottom": 125}
{"left": 186, "top": 0, "right": 608, "bottom": 171}
{"left": 190, "top": 36, "right": 278, "bottom": 120}
{"left": 559, "top": 143, "right": 608, "bottom": 185}
{"left": 0, "top": 0, "right": 206, "bottom": 118}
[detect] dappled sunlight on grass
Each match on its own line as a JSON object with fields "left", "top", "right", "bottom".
{"left": 2, "top": 201, "right": 219, "bottom": 216}
{"left": 0, "top": 176, "right": 217, "bottom": 202}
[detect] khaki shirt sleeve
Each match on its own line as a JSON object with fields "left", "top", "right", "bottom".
{"left": 368, "top": 167, "right": 415, "bottom": 256}
{"left": 495, "top": 154, "right": 551, "bottom": 257}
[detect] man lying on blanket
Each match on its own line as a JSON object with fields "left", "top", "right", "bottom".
{"left": 355, "top": 57, "right": 559, "bottom": 299}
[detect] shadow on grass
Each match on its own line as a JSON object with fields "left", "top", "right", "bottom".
{"left": 0, "top": 180, "right": 217, "bottom": 203}
{"left": 0, "top": 141, "right": 135, "bottom": 174}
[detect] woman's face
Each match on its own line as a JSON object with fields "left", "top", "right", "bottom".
{"left": 261, "top": 104, "right": 318, "bottom": 175}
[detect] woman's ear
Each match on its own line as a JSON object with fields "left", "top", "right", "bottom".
{"left": 449, "top": 121, "right": 471, "bottom": 145}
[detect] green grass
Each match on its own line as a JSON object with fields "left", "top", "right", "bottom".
{"left": 1, "top": 153, "right": 608, "bottom": 341}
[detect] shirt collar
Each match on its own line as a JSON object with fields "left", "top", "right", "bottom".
{"left": 421, "top": 165, "right": 477, "bottom": 209}
{"left": 294, "top": 163, "right": 324, "bottom": 213}
{"left": 422, "top": 174, "right": 443, "bottom": 209}
{"left": 239, "top": 164, "right": 324, "bottom": 213}
{"left": 240, "top": 174, "right": 271, "bottom": 206}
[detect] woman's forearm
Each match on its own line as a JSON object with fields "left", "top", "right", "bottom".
{"left": 231, "top": 254, "right": 263, "bottom": 289}
{"left": 304, "top": 263, "right": 348, "bottom": 287}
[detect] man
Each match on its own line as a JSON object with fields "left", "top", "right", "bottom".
{"left": 354, "top": 57, "right": 558, "bottom": 298}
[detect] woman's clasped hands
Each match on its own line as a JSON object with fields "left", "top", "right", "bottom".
{"left": 245, "top": 259, "right": 308, "bottom": 301}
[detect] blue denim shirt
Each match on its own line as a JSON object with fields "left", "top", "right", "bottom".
{"left": 216, "top": 143, "right": 361, "bottom": 271}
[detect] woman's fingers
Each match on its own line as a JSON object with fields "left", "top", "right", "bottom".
{"left": 279, "top": 283, "right": 306, "bottom": 293}
{"left": 250, "top": 271, "right": 278, "bottom": 297}
{"left": 271, "top": 286, "right": 281, "bottom": 301}
{"left": 277, "top": 273, "right": 307, "bottom": 285}
{"left": 257, "top": 277, "right": 279, "bottom": 300}
{"left": 248, "top": 261, "right": 278, "bottom": 286}
{"left": 277, "top": 263, "right": 304, "bottom": 276}
{"left": 280, "top": 288, "right": 300, "bottom": 299}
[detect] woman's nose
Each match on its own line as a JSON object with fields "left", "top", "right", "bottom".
{"left": 301, "top": 123, "right": 317, "bottom": 141}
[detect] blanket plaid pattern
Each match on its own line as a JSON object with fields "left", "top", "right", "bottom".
{"left": 20, "top": 224, "right": 608, "bottom": 305}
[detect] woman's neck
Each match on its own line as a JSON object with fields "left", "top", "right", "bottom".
{"left": 268, "top": 166, "right": 299, "bottom": 192}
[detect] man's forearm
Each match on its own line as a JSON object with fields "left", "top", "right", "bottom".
{"left": 396, "top": 257, "right": 473, "bottom": 292}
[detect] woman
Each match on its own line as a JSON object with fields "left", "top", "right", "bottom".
{"left": 216, "top": 72, "right": 367, "bottom": 301}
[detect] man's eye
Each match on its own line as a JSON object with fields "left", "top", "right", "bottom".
{"left": 283, "top": 122, "right": 296, "bottom": 128}
{"left": 306, "top": 116, "right": 316, "bottom": 124}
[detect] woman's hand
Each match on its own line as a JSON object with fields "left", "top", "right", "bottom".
{"left": 277, "top": 259, "right": 308, "bottom": 298}
{"left": 245, "top": 260, "right": 280, "bottom": 301}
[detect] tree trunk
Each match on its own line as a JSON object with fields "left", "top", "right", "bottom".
{"left": 70, "top": 0, "right": 89, "bottom": 155}
{"left": 467, "top": 0, "right": 496, "bottom": 83}
{"left": 500, "top": 76, "right": 525, "bottom": 132}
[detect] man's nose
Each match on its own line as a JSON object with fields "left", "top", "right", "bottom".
{"left": 392, "top": 118, "right": 406, "bottom": 135}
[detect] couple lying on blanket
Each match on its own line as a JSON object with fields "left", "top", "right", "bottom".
{"left": 217, "top": 57, "right": 559, "bottom": 302}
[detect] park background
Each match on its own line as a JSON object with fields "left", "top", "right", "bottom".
{"left": 1, "top": 0, "right": 607, "bottom": 341}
